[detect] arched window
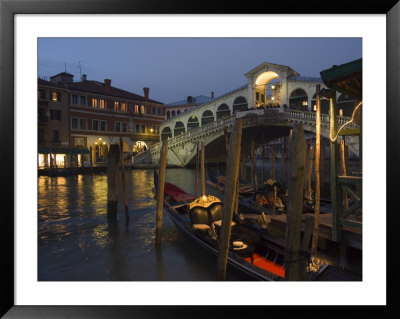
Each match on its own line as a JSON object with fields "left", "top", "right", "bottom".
{"left": 166, "top": 110, "right": 170, "bottom": 119}
{"left": 201, "top": 110, "right": 214, "bottom": 126}
{"left": 161, "top": 127, "right": 172, "bottom": 140}
{"left": 289, "top": 88, "right": 308, "bottom": 110}
{"left": 187, "top": 116, "right": 199, "bottom": 131}
{"left": 216, "top": 104, "right": 230, "bottom": 119}
{"left": 177, "top": 110, "right": 181, "bottom": 115}
{"left": 174, "top": 121, "right": 185, "bottom": 136}
{"left": 172, "top": 110, "right": 176, "bottom": 117}
{"left": 232, "top": 96, "right": 248, "bottom": 113}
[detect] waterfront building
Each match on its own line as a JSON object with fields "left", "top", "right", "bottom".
{"left": 38, "top": 72, "right": 165, "bottom": 168}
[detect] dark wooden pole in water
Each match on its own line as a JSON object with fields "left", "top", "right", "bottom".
{"left": 250, "top": 139, "right": 255, "bottom": 187}
{"left": 329, "top": 91, "right": 343, "bottom": 242}
{"left": 306, "top": 145, "right": 314, "bottom": 198}
{"left": 311, "top": 84, "right": 321, "bottom": 253}
{"left": 270, "top": 144, "right": 276, "bottom": 180}
{"left": 195, "top": 141, "right": 200, "bottom": 198}
{"left": 320, "top": 138, "right": 326, "bottom": 193}
{"left": 272, "top": 185, "right": 277, "bottom": 216}
{"left": 340, "top": 139, "right": 349, "bottom": 210}
{"left": 261, "top": 133, "right": 265, "bottom": 185}
{"left": 285, "top": 123, "right": 307, "bottom": 281}
{"left": 201, "top": 141, "right": 206, "bottom": 196}
{"left": 119, "top": 137, "right": 129, "bottom": 223}
{"left": 281, "top": 140, "right": 286, "bottom": 187}
{"left": 107, "top": 144, "right": 120, "bottom": 219}
{"left": 224, "top": 127, "right": 229, "bottom": 153}
{"left": 155, "top": 139, "right": 168, "bottom": 248}
{"left": 216, "top": 119, "right": 242, "bottom": 281}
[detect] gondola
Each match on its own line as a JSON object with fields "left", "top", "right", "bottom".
{"left": 156, "top": 172, "right": 339, "bottom": 281}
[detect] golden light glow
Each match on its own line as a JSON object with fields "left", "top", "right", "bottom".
{"left": 99, "top": 138, "right": 102, "bottom": 141}
{"left": 330, "top": 101, "right": 362, "bottom": 142}
{"left": 255, "top": 71, "right": 279, "bottom": 87}
{"left": 271, "top": 97, "right": 275, "bottom": 101}
{"left": 313, "top": 104, "right": 317, "bottom": 111}
{"left": 339, "top": 109, "right": 343, "bottom": 116}
{"left": 271, "top": 85, "right": 275, "bottom": 89}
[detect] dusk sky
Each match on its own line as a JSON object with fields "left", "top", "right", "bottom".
{"left": 38, "top": 38, "right": 362, "bottom": 104}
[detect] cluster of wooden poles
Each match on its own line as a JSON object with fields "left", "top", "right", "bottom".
{"left": 106, "top": 84, "right": 353, "bottom": 280}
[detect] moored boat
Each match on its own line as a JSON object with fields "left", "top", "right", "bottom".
{"left": 158, "top": 175, "right": 341, "bottom": 281}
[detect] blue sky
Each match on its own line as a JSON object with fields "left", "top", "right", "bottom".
{"left": 38, "top": 38, "right": 362, "bottom": 104}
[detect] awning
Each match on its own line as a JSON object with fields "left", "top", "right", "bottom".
{"left": 38, "top": 147, "right": 90, "bottom": 154}
{"left": 320, "top": 58, "right": 362, "bottom": 99}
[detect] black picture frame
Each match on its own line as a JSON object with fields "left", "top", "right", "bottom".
{"left": 1, "top": 0, "right": 399, "bottom": 317}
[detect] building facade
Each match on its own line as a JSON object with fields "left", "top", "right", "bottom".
{"left": 38, "top": 72, "right": 165, "bottom": 168}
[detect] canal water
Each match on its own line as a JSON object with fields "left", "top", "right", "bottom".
{"left": 38, "top": 168, "right": 254, "bottom": 281}
{"left": 39, "top": 155, "right": 349, "bottom": 281}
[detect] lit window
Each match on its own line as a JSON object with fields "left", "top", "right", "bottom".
{"left": 141, "top": 105, "right": 145, "bottom": 114}
{"left": 313, "top": 104, "right": 317, "bottom": 111}
{"left": 114, "top": 101, "right": 120, "bottom": 111}
{"left": 339, "top": 109, "right": 343, "bottom": 116}
{"left": 92, "top": 98, "right": 98, "bottom": 108}
{"left": 100, "top": 99, "right": 105, "bottom": 109}
{"left": 302, "top": 100, "right": 308, "bottom": 106}
{"left": 135, "top": 105, "right": 139, "bottom": 113}
{"left": 51, "top": 91, "right": 60, "bottom": 101}
{"left": 121, "top": 102, "right": 126, "bottom": 112}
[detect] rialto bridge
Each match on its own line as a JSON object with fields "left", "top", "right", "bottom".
{"left": 133, "top": 62, "right": 360, "bottom": 167}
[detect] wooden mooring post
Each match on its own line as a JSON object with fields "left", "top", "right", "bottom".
{"left": 285, "top": 123, "right": 307, "bottom": 281}
{"left": 195, "top": 141, "right": 200, "bottom": 198}
{"left": 119, "top": 137, "right": 129, "bottom": 223}
{"left": 311, "top": 84, "right": 321, "bottom": 253}
{"left": 107, "top": 144, "right": 120, "bottom": 219}
{"left": 340, "top": 139, "right": 349, "bottom": 209}
{"left": 216, "top": 119, "right": 242, "bottom": 281}
{"left": 270, "top": 144, "right": 276, "bottom": 180}
{"left": 201, "top": 141, "right": 206, "bottom": 196}
{"left": 155, "top": 139, "right": 168, "bottom": 248}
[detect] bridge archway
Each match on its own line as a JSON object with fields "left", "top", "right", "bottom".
{"left": 254, "top": 71, "right": 280, "bottom": 107}
{"left": 201, "top": 110, "right": 214, "bottom": 126}
{"left": 161, "top": 127, "right": 172, "bottom": 140}
{"left": 133, "top": 141, "right": 148, "bottom": 154}
{"left": 187, "top": 116, "right": 200, "bottom": 131}
{"left": 216, "top": 103, "right": 230, "bottom": 119}
{"left": 174, "top": 121, "right": 185, "bottom": 136}
{"left": 289, "top": 88, "right": 308, "bottom": 110}
{"left": 232, "top": 96, "right": 248, "bottom": 113}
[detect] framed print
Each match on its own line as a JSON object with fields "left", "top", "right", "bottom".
{"left": 1, "top": 0, "right": 399, "bottom": 317}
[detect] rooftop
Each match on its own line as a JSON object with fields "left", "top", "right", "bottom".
{"left": 166, "top": 95, "right": 213, "bottom": 107}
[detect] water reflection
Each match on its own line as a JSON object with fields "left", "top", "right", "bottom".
{"left": 38, "top": 169, "right": 246, "bottom": 281}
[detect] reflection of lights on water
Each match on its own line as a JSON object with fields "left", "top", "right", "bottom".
{"left": 92, "top": 224, "right": 111, "bottom": 248}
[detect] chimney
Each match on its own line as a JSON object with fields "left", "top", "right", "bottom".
{"left": 81, "top": 74, "right": 87, "bottom": 81}
{"left": 211, "top": 91, "right": 214, "bottom": 99}
{"left": 143, "top": 87, "right": 149, "bottom": 101}
{"left": 104, "top": 79, "right": 111, "bottom": 94}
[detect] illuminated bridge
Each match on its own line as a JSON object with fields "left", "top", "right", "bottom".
{"left": 133, "top": 62, "right": 360, "bottom": 167}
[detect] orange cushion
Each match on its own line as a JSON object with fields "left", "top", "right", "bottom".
{"left": 244, "top": 253, "right": 285, "bottom": 278}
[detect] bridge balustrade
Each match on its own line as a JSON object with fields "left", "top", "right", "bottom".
{"left": 149, "top": 109, "right": 358, "bottom": 155}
